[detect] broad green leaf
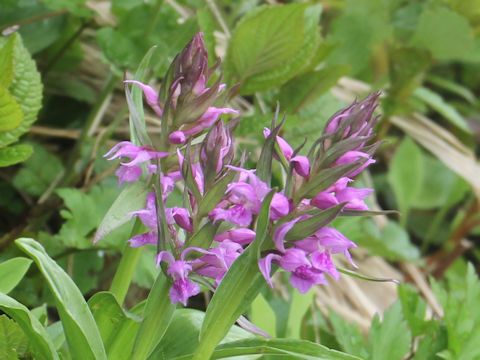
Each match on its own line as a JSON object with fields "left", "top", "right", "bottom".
{"left": 387, "top": 137, "right": 423, "bottom": 222}
{"left": 413, "top": 87, "right": 471, "bottom": 133}
{"left": 88, "top": 292, "right": 140, "bottom": 360}
{"left": 0, "top": 35, "right": 15, "bottom": 87}
{"left": 12, "top": 144, "right": 63, "bottom": 195}
{"left": 130, "top": 273, "right": 175, "bottom": 360}
{"left": 0, "top": 258, "right": 32, "bottom": 294}
{"left": 182, "top": 338, "right": 363, "bottom": 360}
{"left": 225, "top": 3, "right": 321, "bottom": 94}
{"left": 0, "top": 143, "right": 32, "bottom": 167}
{"left": 194, "top": 191, "right": 275, "bottom": 359}
{"left": 0, "top": 33, "right": 42, "bottom": 148}
{"left": 410, "top": 6, "right": 475, "bottom": 61}
{"left": 368, "top": 302, "right": 411, "bottom": 360}
{"left": 279, "top": 64, "right": 351, "bottom": 114}
{"left": 0, "top": 314, "right": 29, "bottom": 359}
{"left": 0, "top": 87, "right": 22, "bottom": 131}
{"left": 410, "top": 155, "right": 462, "bottom": 209}
{"left": 250, "top": 293, "right": 277, "bottom": 338}
{"left": 0, "top": 293, "right": 59, "bottom": 360}
{"left": 148, "top": 309, "right": 254, "bottom": 360}
{"left": 326, "top": 0, "right": 393, "bottom": 76}
{"left": 94, "top": 181, "right": 149, "bottom": 243}
{"left": 15, "top": 238, "right": 107, "bottom": 360}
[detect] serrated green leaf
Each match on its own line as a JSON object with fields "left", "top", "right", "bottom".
{"left": 279, "top": 64, "right": 351, "bottom": 114}
{"left": 410, "top": 6, "right": 475, "bottom": 61}
{"left": 368, "top": 302, "right": 411, "bottom": 360}
{"left": 0, "top": 33, "right": 42, "bottom": 148}
{"left": 0, "top": 294, "right": 59, "bottom": 360}
{"left": 226, "top": 3, "right": 321, "bottom": 94}
{"left": 12, "top": 144, "right": 63, "bottom": 195}
{"left": 0, "top": 143, "right": 32, "bottom": 167}
{"left": 0, "top": 86, "right": 22, "bottom": 132}
{"left": 398, "top": 284, "right": 432, "bottom": 337}
{"left": 387, "top": 137, "right": 423, "bottom": 222}
{"left": 413, "top": 87, "right": 471, "bottom": 133}
{"left": 0, "top": 35, "right": 15, "bottom": 87}
{"left": 15, "top": 238, "right": 107, "bottom": 360}
{"left": 88, "top": 292, "right": 140, "bottom": 360}
{"left": 0, "top": 258, "right": 32, "bottom": 294}
{"left": 94, "top": 181, "right": 149, "bottom": 243}
{"left": 0, "top": 314, "right": 29, "bottom": 359}
{"left": 431, "top": 263, "right": 480, "bottom": 359}
{"left": 328, "top": 311, "right": 369, "bottom": 358}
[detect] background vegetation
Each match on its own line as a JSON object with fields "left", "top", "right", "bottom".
{"left": 1, "top": 0, "right": 480, "bottom": 359}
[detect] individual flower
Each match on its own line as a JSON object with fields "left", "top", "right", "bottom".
{"left": 104, "top": 141, "right": 168, "bottom": 185}
{"left": 156, "top": 251, "right": 200, "bottom": 306}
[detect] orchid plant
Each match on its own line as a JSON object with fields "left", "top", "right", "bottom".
{"left": 94, "top": 33, "right": 381, "bottom": 358}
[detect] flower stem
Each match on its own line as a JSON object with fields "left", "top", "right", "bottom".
{"left": 109, "top": 219, "right": 144, "bottom": 305}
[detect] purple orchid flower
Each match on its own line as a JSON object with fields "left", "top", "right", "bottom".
{"left": 104, "top": 141, "right": 168, "bottom": 186}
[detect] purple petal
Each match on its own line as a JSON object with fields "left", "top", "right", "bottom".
{"left": 258, "top": 253, "right": 281, "bottom": 288}
{"left": 168, "top": 260, "right": 192, "bottom": 279}
{"left": 336, "top": 187, "right": 373, "bottom": 211}
{"left": 278, "top": 248, "right": 310, "bottom": 272}
{"left": 311, "top": 251, "right": 340, "bottom": 280}
{"left": 291, "top": 155, "right": 310, "bottom": 177}
{"left": 273, "top": 217, "right": 301, "bottom": 252}
{"left": 310, "top": 191, "right": 339, "bottom": 209}
{"left": 128, "top": 232, "right": 157, "bottom": 247}
{"left": 209, "top": 205, "right": 253, "bottom": 227}
{"left": 214, "top": 228, "right": 256, "bottom": 245}
{"left": 124, "top": 80, "right": 163, "bottom": 117}
{"left": 290, "top": 267, "right": 327, "bottom": 294}
{"left": 270, "top": 193, "right": 291, "bottom": 220}
{"left": 169, "top": 278, "right": 200, "bottom": 306}
{"left": 171, "top": 207, "right": 193, "bottom": 232}
{"left": 155, "top": 250, "right": 175, "bottom": 267}
{"left": 169, "top": 131, "right": 186, "bottom": 144}
{"left": 115, "top": 165, "right": 142, "bottom": 186}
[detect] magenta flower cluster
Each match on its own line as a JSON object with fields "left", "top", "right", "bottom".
{"left": 102, "top": 33, "right": 380, "bottom": 306}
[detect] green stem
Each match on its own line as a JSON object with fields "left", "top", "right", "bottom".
{"left": 130, "top": 271, "right": 176, "bottom": 360}
{"left": 109, "top": 219, "right": 144, "bottom": 305}
{"left": 61, "top": 71, "right": 121, "bottom": 187}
